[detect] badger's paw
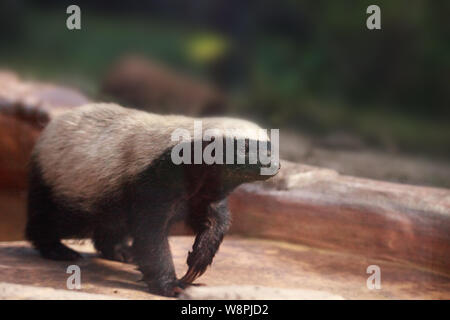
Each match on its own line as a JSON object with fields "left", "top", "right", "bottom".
{"left": 38, "top": 242, "right": 82, "bottom": 261}
{"left": 101, "top": 244, "right": 134, "bottom": 263}
{"left": 145, "top": 279, "right": 204, "bottom": 297}
{"left": 180, "top": 249, "right": 213, "bottom": 284}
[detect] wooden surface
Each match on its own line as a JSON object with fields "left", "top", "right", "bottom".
{"left": 1, "top": 237, "right": 449, "bottom": 300}
{"left": 0, "top": 282, "right": 121, "bottom": 300}
{"left": 0, "top": 190, "right": 26, "bottom": 241}
{"left": 0, "top": 71, "right": 89, "bottom": 189}
{"left": 228, "top": 162, "right": 450, "bottom": 275}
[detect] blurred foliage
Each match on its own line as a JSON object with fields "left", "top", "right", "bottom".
{"left": 0, "top": 0, "right": 449, "bottom": 157}
{"left": 186, "top": 33, "right": 229, "bottom": 63}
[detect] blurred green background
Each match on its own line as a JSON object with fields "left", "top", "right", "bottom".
{"left": 1, "top": 0, "right": 449, "bottom": 159}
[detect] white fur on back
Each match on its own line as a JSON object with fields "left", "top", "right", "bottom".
{"left": 35, "top": 103, "right": 267, "bottom": 209}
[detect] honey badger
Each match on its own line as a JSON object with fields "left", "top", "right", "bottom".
{"left": 25, "top": 103, "right": 279, "bottom": 297}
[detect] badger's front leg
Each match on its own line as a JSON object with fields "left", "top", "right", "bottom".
{"left": 132, "top": 212, "right": 180, "bottom": 297}
{"left": 181, "top": 198, "right": 231, "bottom": 284}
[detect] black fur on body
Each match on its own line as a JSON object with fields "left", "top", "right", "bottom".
{"left": 25, "top": 104, "right": 278, "bottom": 297}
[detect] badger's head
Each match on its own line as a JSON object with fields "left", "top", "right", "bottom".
{"left": 170, "top": 118, "right": 280, "bottom": 188}
{"left": 217, "top": 135, "right": 280, "bottom": 184}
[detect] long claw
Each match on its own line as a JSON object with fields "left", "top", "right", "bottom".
{"left": 181, "top": 267, "right": 199, "bottom": 284}
{"left": 173, "top": 286, "right": 184, "bottom": 297}
{"left": 180, "top": 271, "right": 193, "bottom": 284}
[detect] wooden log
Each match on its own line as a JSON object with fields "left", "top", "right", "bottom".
{"left": 101, "top": 55, "right": 226, "bottom": 116}
{"left": 0, "top": 71, "right": 90, "bottom": 189}
{"left": 0, "top": 71, "right": 91, "bottom": 240}
{"left": 0, "top": 115, "right": 40, "bottom": 189}
{"left": 0, "top": 71, "right": 89, "bottom": 122}
{"left": 228, "top": 161, "right": 450, "bottom": 275}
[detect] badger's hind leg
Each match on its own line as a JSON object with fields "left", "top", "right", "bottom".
{"left": 31, "top": 241, "right": 82, "bottom": 261}
{"left": 93, "top": 225, "right": 133, "bottom": 263}
{"left": 25, "top": 161, "right": 82, "bottom": 261}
